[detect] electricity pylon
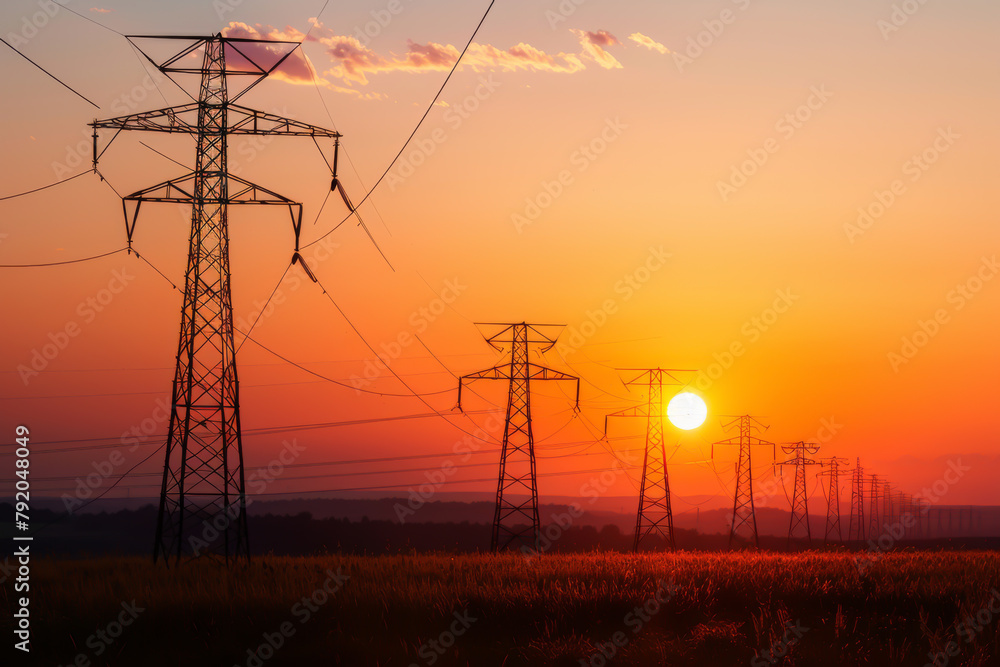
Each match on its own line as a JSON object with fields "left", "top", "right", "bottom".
{"left": 91, "top": 34, "right": 342, "bottom": 564}
{"left": 847, "top": 458, "right": 865, "bottom": 542}
{"left": 604, "top": 369, "right": 693, "bottom": 552}
{"left": 457, "top": 323, "right": 579, "bottom": 552}
{"left": 776, "top": 442, "right": 821, "bottom": 546}
{"left": 712, "top": 415, "right": 775, "bottom": 549}
{"left": 816, "top": 457, "right": 849, "bottom": 543}
{"left": 867, "top": 474, "right": 882, "bottom": 540}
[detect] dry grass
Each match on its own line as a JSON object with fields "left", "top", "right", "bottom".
{"left": 4, "top": 550, "right": 1000, "bottom": 666}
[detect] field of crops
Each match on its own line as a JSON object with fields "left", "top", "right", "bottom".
{"left": 7, "top": 550, "right": 1000, "bottom": 666}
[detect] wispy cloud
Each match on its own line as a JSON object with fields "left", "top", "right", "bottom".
{"left": 314, "top": 33, "right": 593, "bottom": 85}
{"left": 90, "top": 7, "right": 111, "bottom": 13}
{"left": 629, "top": 32, "right": 670, "bottom": 55}
{"left": 228, "top": 22, "right": 638, "bottom": 96}
{"left": 570, "top": 29, "right": 623, "bottom": 69}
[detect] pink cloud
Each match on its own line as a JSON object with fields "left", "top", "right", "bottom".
{"left": 221, "top": 22, "right": 318, "bottom": 85}
{"left": 228, "top": 22, "right": 631, "bottom": 94}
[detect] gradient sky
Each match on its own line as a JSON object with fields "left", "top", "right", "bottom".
{"left": 1, "top": 0, "right": 997, "bottom": 510}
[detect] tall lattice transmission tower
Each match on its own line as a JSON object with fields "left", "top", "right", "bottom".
{"left": 847, "top": 458, "right": 865, "bottom": 542}
{"left": 91, "top": 34, "right": 342, "bottom": 563}
{"left": 776, "top": 442, "right": 821, "bottom": 546}
{"left": 816, "top": 456, "right": 849, "bottom": 543}
{"left": 712, "top": 415, "right": 775, "bottom": 548}
{"left": 604, "top": 369, "right": 692, "bottom": 551}
{"left": 457, "top": 323, "right": 579, "bottom": 552}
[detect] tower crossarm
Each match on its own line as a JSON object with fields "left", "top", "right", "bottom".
{"left": 618, "top": 368, "right": 691, "bottom": 387}
{"left": 91, "top": 105, "right": 340, "bottom": 171}
{"left": 602, "top": 404, "right": 650, "bottom": 434}
{"left": 526, "top": 362, "right": 578, "bottom": 383}
{"left": 91, "top": 104, "right": 200, "bottom": 135}
{"left": 92, "top": 104, "right": 341, "bottom": 137}
{"left": 712, "top": 435, "right": 775, "bottom": 449}
{"left": 119, "top": 172, "right": 304, "bottom": 252}
{"left": 776, "top": 442, "right": 822, "bottom": 468}
{"left": 226, "top": 104, "right": 342, "bottom": 137}
{"left": 711, "top": 433, "right": 775, "bottom": 468}
{"left": 777, "top": 456, "right": 822, "bottom": 467}
{"left": 122, "top": 171, "right": 302, "bottom": 205}
{"left": 459, "top": 366, "right": 511, "bottom": 382}
{"left": 816, "top": 457, "right": 850, "bottom": 475}
{"left": 457, "top": 362, "right": 579, "bottom": 409}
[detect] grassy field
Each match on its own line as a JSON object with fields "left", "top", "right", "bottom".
{"left": 6, "top": 551, "right": 1000, "bottom": 666}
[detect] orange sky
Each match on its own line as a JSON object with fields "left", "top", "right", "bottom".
{"left": 0, "top": 0, "right": 997, "bottom": 510}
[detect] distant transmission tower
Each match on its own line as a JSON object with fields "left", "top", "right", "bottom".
{"left": 883, "top": 481, "right": 893, "bottom": 526}
{"left": 712, "top": 415, "right": 775, "bottom": 548}
{"left": 91, "top": 34, "right": 342, "bottom": 564}
{"left": 907, "top": 493, "right": 925, "bottom": 539}
{"left": 847, "top": 458, "right": 865, "bottom": 542}
{"left": 457, "top": 323, "right": 579, "bottom": 552}
{"left": 776, "top": 442, "right": 821, "bottom": 546}
{"left": 604, "top": 368, "right": 691, "bottom": 552}
{"left": 867, "top": 474, "right": 882, "bottom": 539}
{"left": 816, "top": 457, "right": 849, "bottom": 543}
{"left": 893, "top": 491, "right": 909, "bottom": 532}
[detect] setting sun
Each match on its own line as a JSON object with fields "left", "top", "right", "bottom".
{"left": 666, "top": 392, "right": 707, "bottom": 430}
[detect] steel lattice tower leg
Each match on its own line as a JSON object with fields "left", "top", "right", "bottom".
{"left": 730, "top": 417, "right": 759, "bottom": 548}
{"left": 847, "top": 459, "right": 865, "bottom": 542}
{"left": 154, "top": 40, "right": 248, "bottom": 563}
{"left": 632, "top": 372, "right": 675, "bottom": 551}
{"left": 492, "top": 324, "right": 538, "bottom": 551}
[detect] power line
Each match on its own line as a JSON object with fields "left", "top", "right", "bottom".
{"left": 139, "top": 141, "right": 189, "bottom": 169}
{"left": 239, "top": 332, "right": 456, "bottom": 398}
{"left": 1, "top": 37, "right": 100, "bottom": 108}
{"left": 235, "top": 263, "right": 291, "bottom": 354}
{"left": 0, "top": 170, "right": 91, "bottom": 202}
{"left": 27, "top": 465, "right": 639, "bottom": 499}
{"left": 310, "top": 269, "right": 501, "bottom": 443}
{"left": 132, "top": 250, "right": 178, "bottom": 289}
{"left": 29, "top": 448, "right": 647, "bottom": 486}
{"left": 0, "top": 430, "right": 633, "bottom": 460}
{"left": 130, "top": 246, "right": 459, "bottom": 399}
{"left": 60, "top": 3, "right": 125, "bottom": 37}
{"left": 27, "top": 441, "right": 167, "bottom": 536}
{"left": 0, "top": 247, "right": 128, "bottom": 268}
{"left": 301, "top": 0, "right": 497, "bottom": 251}
{"left": 12, "top": 411, "right": 501, "bottom": 454}
{"left": 0, "top": 350, "right": 493, "bottom": 375}
{"left": 0, "top": 370, "right": 465, "bottom": 401}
